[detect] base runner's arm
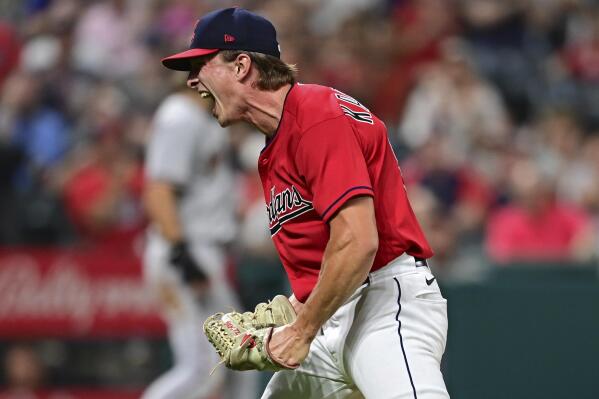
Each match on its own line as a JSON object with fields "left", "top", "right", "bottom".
{"left": 144, "top": 180, "right": 209, "bottom": 285}
{"left": 143, "top": 180, "right": 184, "bottom": 244}
{"left": 268, "top": 196, "right": 378, "bottom": 367}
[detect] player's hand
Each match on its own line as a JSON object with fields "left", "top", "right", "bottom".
{"left": 267, "top": 323, "right": 311, "bottom": 369}
{"left": 288, "top": 294, "right": 304, "bottom": 315}
{"left": 169, "top": 241, "right": 210, "bottom": 287}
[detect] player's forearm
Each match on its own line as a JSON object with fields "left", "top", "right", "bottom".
{"left": 294, "top": 231, "right": 377, "bottom": 340}
{"left": 143, "top": 180, "right": 184, "bottom": 244}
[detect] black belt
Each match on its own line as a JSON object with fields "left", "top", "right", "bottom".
{"left": 415, "top": 257, "right": 428, "bottom": 267}
{"left": 363, "top": 256, "right": 429, "bottom": 286}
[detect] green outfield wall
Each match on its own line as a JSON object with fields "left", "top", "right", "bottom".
{"left": 443, "top": 265, "right": 599, "bottom": 399}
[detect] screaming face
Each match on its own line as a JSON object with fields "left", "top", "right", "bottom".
{"left": 187, "top": 54, "right": 242, "bottom": 127}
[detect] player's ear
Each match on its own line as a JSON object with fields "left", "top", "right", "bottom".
{"left": 234, "top": 53, "right": 252, "bottom": 82}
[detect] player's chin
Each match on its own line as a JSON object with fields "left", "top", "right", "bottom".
{"left": 210, "top": 104, "right": 223, "bottom": 124}
{"left": 214, "top": 111, "right": 236, "bottom": 127}
{"left": 215, "top": 114, "right": 232, "bottom": 127}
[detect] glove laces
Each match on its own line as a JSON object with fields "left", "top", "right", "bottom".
{"left": 204, "top": 314, "right": 235, "bottom": 358}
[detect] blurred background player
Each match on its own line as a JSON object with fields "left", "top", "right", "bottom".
{"left": 142, "top": 84, "right": 258, "bottom": 399}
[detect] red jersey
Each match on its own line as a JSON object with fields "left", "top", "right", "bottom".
{"left": 258, "top": 84, "right": 432, "bottom": 302}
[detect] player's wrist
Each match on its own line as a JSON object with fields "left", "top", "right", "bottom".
{"left": 290, "top": 317, "right": 319, "bottom": 342}
{"left": 168, "top": 241, "right": 208, "bottom": 283}
{"left": 171, "top": 240, "right": 186, "bottom": 250}
{"left": 169, "top": 241, "right": 188, "bottom": 262}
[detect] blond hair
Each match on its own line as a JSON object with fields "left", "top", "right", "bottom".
{"left": 220, "top": 50, "right": 297, "bottom": 91}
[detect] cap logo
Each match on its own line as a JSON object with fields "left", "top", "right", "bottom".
{"left": 224, "top": 34, "right": 236, "bottom": 43}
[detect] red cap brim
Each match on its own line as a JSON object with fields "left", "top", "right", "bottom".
{"left": 161, "top": 48, "right": 219, "bottom": 71}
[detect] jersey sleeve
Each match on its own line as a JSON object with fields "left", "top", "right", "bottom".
{"left": 145, "top": 107, "right": 197, "bottom": 185}
{"left": 295, "top": 116, "right": 373, "bottom": 222}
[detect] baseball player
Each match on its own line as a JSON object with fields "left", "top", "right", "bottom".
{"left": 161, "top": 7, "right": 449, "bottom": 399}
{"left": 142, "top": 87, "right": 257, "bottom": 399}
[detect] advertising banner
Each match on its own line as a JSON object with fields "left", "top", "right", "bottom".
{"left": 0, "top": 248, "right": 165, "bottom": 338}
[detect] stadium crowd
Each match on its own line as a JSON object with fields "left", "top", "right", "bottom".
{"left": 1, "top": 0, "right": 598, "bottom": 283}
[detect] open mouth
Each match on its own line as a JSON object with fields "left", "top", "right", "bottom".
{"left": 199, "top": 90, "right": 217, "bottom": 114}
{"left": 199, "top": 90, "right": 214, "bottom": 101}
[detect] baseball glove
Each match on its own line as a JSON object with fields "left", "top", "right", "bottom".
{"left": 203, "top": 295, "right": 297, "bottom": 371}
{"left": 203, "top": 312, "right": 295, "bottom": 371}
{"left": 229, "top": 295, "right": 297, "bottom": 330}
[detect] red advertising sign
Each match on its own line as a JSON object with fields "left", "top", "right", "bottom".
{"left": 0, "top": 248, "right": 165, "bottom": 338}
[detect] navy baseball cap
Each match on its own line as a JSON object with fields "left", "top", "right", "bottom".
{"left": 162, "top": 7, "right": 280, "bottom": 71}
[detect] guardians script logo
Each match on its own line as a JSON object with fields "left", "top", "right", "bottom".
{"left": 267, "top": 185, "right": 313, "bottom": 235}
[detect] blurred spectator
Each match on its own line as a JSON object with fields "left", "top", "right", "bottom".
{"left": 0, "top": 70, "right": 73, "bottom": 245}
{"left": 0, "top": 23, "right": 21, "bottom": 89}
{"left": 306, "top": 0, "right": 383, "bottom": 36}
{"left": 2, "top": 345, "right": 45, "bottom": 395}
{"left": 401, "top": 136, "right": 495, "bottom": 275}
{"left": 559, "top": 3, "right": 599, "bottom": 127}
{"left": 56, "top": 78, "right": 146, "bottom": 249}
{"left": 72, "top": 0, "right": 149, "bottom": 78}
{"left": 399, "top": 38, "right": 510, "bottom": 159}
{"left": 20, "top": 35, "right": 61, "bottom": 73}
{"left": 0, "top": 71, "right": 70, "bottom": 192}
{"left": 372, "top": 0, "right": 456, "bottom": 123}
{"left": 399, "top": 38, "right": 504, "bottom": 245}
{"left": 529, "top": 110, "right": 592, "bottom": 205}
{"left": 457, "top": 0, "right": 533, "bottom": 120}
{"left": 486, "top": 159, "right": 595, "bottom": 264}
{"left": 561, "top": 4, "right": 599, "bottom": 82}
{"left": 62, "top": 128, "right": 145, "bottom": 251}
{"left": 578, "top": 135, "right": 599, "bottom": 211}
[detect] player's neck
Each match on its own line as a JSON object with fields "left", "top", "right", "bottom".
{"left": 242, "top": 84, "right": 292, "bottom": 137}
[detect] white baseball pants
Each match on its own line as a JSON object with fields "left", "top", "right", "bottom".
{"left": 142, "top": 232, "right": 258, "bottom": 399}
{"left": 262, "top": 253, "right": 449, "bottom": 399}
